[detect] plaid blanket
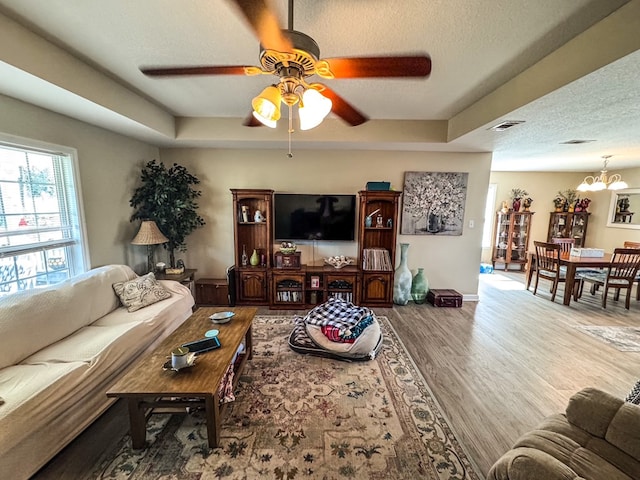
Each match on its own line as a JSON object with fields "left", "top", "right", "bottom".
{"left": 302, "top": 297, "right": 375, "bottom": 340}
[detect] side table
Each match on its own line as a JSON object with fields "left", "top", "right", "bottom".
{"left": 156, "top": 268, "right": 197, "bottom": 300}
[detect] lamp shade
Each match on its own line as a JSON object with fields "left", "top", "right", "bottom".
{"left": 299, "top": 89, "right": 332, "bottom": 131}
{"left": 131, "top": 220, "right": 168, "bottom": 245}
{"left": 252, "top": 85, "right": 281, "bottom": 128}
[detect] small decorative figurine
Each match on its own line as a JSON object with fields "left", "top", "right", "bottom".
{"left": 254, "top": 210, "right": 265, "bottom": 222}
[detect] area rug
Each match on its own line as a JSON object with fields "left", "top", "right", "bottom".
{"left": 88, "top": 315, "right": 480, "bottom": 480}
{"left": 574, "top": 325, "right": 640, "bottom": 352}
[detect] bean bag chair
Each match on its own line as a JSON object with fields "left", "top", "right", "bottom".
{"left": 288, "top": 297, "right": 383, "bottom": 361}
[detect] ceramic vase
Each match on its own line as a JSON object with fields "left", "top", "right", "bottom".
{"left": 393, "top": 243, "right": 412, "bottom": 305}
{"left": 411, "top": 268, "right": 429, "bottom": 304}
{"left": 512, "top": 199, "right": 521, "bottom": 212}
{"left": 250, "top": 249, "right": 259, "bottom": 266}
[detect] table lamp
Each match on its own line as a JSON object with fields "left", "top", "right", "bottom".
{"left": 131, "top": 220, "right": 169, "bottom": 273}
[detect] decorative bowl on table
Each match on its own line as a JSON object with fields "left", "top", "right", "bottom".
{"left": 324, "top": 256, "right": 354, "bottom": 269}
{"left": 279, "top": 242, "right": 297, "bottom": 254}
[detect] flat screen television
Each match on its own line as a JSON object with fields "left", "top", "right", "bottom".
{"left": 274, "top": 193, "right": 356, "bottom": 241}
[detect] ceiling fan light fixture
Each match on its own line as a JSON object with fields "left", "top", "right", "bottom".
{"left": 252, "top": 85, "right": 282, "bottom": 128}
{"left": 299, "top": 88, "right": 332, "bottom": 130}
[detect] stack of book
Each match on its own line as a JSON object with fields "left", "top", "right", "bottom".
{"left": 362, "top": 248, "right": 393, "bottom": 271}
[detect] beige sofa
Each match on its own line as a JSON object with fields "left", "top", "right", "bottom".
{"left": 0, "top": 264, "right": 194, "bottom": 479}
{"left": 488, "top": 387, "right": 640, "bottom": 480}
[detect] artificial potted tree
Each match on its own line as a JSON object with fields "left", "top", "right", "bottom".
{"left": 130, "top": 160, "right": 205, "bottom": 268}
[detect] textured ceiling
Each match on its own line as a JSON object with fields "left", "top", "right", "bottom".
{"left": 0, "top": 0, "right": 638, "bottom": 172}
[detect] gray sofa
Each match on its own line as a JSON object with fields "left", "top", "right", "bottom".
{"left": 0, "top": 264, "right": 194, "bottom": 479}
{"left": 488, "top": 387, "right": 640, "bottom": 480}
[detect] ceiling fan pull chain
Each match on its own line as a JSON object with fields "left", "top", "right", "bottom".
{"left": 287, "top": 104, "right": 294, "bottom": 158}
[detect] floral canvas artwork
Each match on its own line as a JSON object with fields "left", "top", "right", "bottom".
{"left": 401, "top": 171, "right": 469, "bottom": 235}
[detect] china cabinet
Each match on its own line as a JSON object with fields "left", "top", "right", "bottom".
{"left": 547, "top": 212, "right": 590, "bottom": 247}
{"left": 492, "top": 211, "right": 534, "bottom": 271}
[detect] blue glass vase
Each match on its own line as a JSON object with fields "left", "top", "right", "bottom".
{"left": 393, "top": 243, "right": 412, "bottom": 305}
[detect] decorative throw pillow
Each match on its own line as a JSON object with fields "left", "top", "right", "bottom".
{"left": 112, "top": 272, "right": 171, "bottom": 312}
{"left": 625, "top": 380, "right": 640, "bottom": 404}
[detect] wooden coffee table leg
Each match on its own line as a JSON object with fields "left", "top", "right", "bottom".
{"left": 205, "top": 393, "right": 221, "bottom": 448}
{"left": 246, "top": 325, "right": 253, "bottom": 360}
{"left": 127, "top": 397, "right": 148, "bottom": 449}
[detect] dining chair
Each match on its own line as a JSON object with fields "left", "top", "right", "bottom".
{"left": 575, "top": 248, "right": 640, "bottom": 309}
{"left": 551, "top": 237, "right": 575, "bottom": 254}
{"left": 533, "top": 241, "right": 574, "bottom": 303}
{"left": 624, "top": 241, "right": 640, "bottom": 300}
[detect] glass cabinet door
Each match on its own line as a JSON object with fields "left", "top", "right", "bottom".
{"left": 570, "top": 213, "right": 589, "bottom": 246}
{"left": 510, "top": 213, "right": 529, "bottom": 261}
{"left": 547, "top": 212, "right": 589, "bottom": 247}
{"left": 493, "top": 212, "right": 510, "bottom": 260}
{"left": 493, "top": 211, "right": 534, "bottom": 270}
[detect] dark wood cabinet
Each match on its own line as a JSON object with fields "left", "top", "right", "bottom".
{"left": 237, "top": 268, "right": 268, "bottom": 304}
{"left": 269, "top": 266, "right": 359, "bottom": 309}
{"left": 229, "top": 188, "right": 399, "bottom": 308}
{"left": 325, "top": 270, "right": 358, "bottom": 304}
{"left": 270, "top": 270, "right": 306, "bottom": 309}
{"left": 361, "top": 272, "right": 392, "bottom": 306}
{"left": 358, "top": 190, "right": 401, "bottom": 306}
{"left": 231, "top": 189, "right": 273, "bottom": 305}
{"left": 195, "top": 278, "right": 229, "bottom": 306}
{"left": 547, "top": 212, "right": 590, "bottom": 247}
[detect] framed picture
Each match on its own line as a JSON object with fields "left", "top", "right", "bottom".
{"left": 310, "top": 276, "right": 320, "bottom": 289}
{"left": 400, "top": 171, "right": 468, "bottom": 235}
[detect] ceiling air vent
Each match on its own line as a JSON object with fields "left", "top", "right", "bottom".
{"left": 488, "top": 120, "right": 525, "bottom": 132}
{"left": 559, "top": 139, "right": 596, "bottom": 144}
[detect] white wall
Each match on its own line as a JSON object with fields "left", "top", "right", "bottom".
{"left": 160, "top": 148, "right": 492, "bottom": 297}
{"left": 487, "top": 169, "right": 640, "bottom": 262}
{"left": 5, "top": 89, "right": 637, "bottom": 296}
{"left": 0, "top": 94, "right": 160, "bottom": 271}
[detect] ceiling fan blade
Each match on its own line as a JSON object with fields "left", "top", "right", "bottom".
{"left": 141, "top": 65, "right": 249, "bottom": 77}
{"left": 323, "top": 55, "right": 432, "bottom": 79}
{"left": 243, "top": 114, "right": 264, "bottom": 127}
{"left": 228, "top": 0, "right": 293, "bottom": 52}
{"left": 320, "top": 87, "right": 368, "bottom": 126}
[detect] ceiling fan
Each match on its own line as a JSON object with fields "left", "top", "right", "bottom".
{"left": 141, "top": 0, "right": 432, "bottom": 130}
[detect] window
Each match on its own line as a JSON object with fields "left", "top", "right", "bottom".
{"left": 482, "top": 183, "right": 497, "bottom": 248}
{"left": 0, "top": 135, "right": 88, "bottom": 296}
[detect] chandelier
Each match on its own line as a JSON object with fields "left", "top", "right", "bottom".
{"left": 576, "top": 155, "right": 628, "bottom": 192}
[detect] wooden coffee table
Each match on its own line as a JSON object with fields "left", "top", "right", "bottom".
{"left": 106, "top": 307, "right": 256, "bottom": 449}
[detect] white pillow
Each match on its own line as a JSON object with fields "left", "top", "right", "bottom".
{"left": 112, "top": 272, "right": 171, "bottom": 312}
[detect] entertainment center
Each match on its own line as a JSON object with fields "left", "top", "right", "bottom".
{"left": 230, "top": 188, "right": 401, "bottom": 308}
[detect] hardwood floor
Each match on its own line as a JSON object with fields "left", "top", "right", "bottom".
{"left": 33, "top": 272, "right": 640, "bottom": 479}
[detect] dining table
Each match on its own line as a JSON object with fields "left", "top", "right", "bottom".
{"left": 526, "top": 251, "right": 613, "bottom": 306}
